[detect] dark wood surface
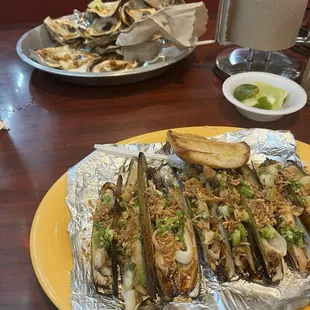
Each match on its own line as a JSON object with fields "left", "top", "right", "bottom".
{"left": 0, "top": 0, "right": 219, "bottom": 23}
{"left": 1, "top": 16, "right": 310, "bottom": 310}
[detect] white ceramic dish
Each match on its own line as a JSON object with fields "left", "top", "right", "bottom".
{"left": 222, "top": 72, "right": 307, "bottom": 122}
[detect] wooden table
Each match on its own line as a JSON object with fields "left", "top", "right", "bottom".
{"left": 1, "top": 16, "right": 310, "bottom": 310}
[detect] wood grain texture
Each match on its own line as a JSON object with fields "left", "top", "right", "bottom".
{"left": 1, "top": 17, "right": 310, "bottom": 309}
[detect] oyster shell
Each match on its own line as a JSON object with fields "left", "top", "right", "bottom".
{"left": 87, "top": 0, "right": 121, "bottom": 18}
{"left": 144, "top": 0, "right": 185, "bottom": 9}
{"left": 30, "top": 45, "right": 101, "bottom": 72}
{"left": 85, "top": 30, "right": 120, "bottom": 48}
{"left": 120, "top": 0, "right": 156, "bottom": 26}
{"left": 91, "top": 59, "right": 138, "bottom": 72}
{"left": 89, "top": 16, "right": 121, "bottom": 36}
{"left": 44, "top": 16, "right": 81, "bottom": 45}
{"left": 95, "top": 45, "right": 119, "bottom": 55}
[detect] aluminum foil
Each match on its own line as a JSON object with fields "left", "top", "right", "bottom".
{"left": 66, "top": 128, "right": 310, "bottom": 310}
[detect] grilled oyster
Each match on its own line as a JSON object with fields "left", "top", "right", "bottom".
{"left": 44, "top": 16, "right": 81, "bottom": 45}
{"left": 85, "top": 30, "right": 120, "bottom": 48}
{"left": 89, "top": 16, "right": 121, "bottom": 36}
{"left": 30, "top": 45, "right": 101, "bottom": 72}
{"left": 91, "top": 183, "right": 117, "bottom": 295}
{"left": 120, "top": 0, "right": 156, "bottom": 26}
{"left": 91, "top": 59, "right": 138, "bottom": 72}
{"left": 138, "top": 154, "right": 200, "bottom": 301}
{"left": 87, "top": 0, "right": 121, "bottom": 18}
{"left": 144, "top": 0, "right": 185, "bottom": 9}
{"left": 115, "top": 160, "right": 153, "bottom": 310}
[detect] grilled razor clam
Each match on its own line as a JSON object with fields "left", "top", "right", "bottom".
{"left": 212, "top": 170, "right": 263, "bottom": 280}
{"left": 239, "top": 165, "right": 287, "bottom": 281}
{"left": 44, "top": 16, "right": 81, "bottom": 45}
{"left": 30, "top": 45, "right": 101, "bottom": 72}
{"left": 254, "top": 160, "right": 310, "bottom": 273}
{"left": 92, "top": 59, "right": 138, "bottom": 72}
{"left": 145, "top": 164, "right": 199, "bottom": 300}
{"left": 87, "top": 0, "right": 121, "bottom": 18}
{"left": 91, "top": 183, "right": 116, "bottom": 295}
{"left": 283, "top": 161, "right": 310, "bottom": 229}
{"left": 179, "top": 168, "right": 235, "bottom": 281}
{"left": 116, "top": 173, "right": 150, "bottom": 310}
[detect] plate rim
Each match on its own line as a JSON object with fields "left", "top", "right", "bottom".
{"left": 29, "top": 125, "right": 310, "bottom": 310}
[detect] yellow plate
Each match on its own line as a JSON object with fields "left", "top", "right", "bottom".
{"left": 30, "top": 126, "right": 310, "bottom": 310}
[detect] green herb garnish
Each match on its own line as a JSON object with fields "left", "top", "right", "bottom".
{"left": 259, "top": 224, "right": 276, "bottom": 240}
{"left": 278, "top": 225, "right": 305, "bottom": 247}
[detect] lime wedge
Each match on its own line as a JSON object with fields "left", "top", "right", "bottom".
{"left": 242, "top": 97, "right": 259, "bottom": 107}
{"left": 254, "top": 82, "right": 288, "bottom": 110}
{"left": 234, "top": 84, "right": 259, "bottom": 101}
{"left": 258, "top": 96, "right": 273, "bottom": 110}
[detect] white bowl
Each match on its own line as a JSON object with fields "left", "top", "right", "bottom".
{"left": 222, "top": 72, "right": 307, "bottom": 122}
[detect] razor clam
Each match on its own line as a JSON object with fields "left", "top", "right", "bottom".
{"left": 140, "top": 158, "right": 199, "bottom": 300}
{"left": 178, "top": 166, "right": 235, "bottom": 282}
{"left": 30, "top": 45, "right": 101, "bottom": 72}
{"left": 254, "top": 160, "right": 310, "bottom": 273}
{"left": 87, "top": 0, "right": 121, "bottom": 18}
{"left": 44, "top": 16, "right": 81, "bottom": 45}
{"left": 283, "top": 161, "right": 310, "bottom": 230}
{"left": 213, "top": 169, "right": 267, "bottom": 281}
{"left": 91, "top": 59, "right": 138, "bottom": 72}
{"left": 240, "top": 163, "right": 287, "bottom": 281}
{"left": 91, "top": 182, "right": 117, "bottom": 295}
{"left": 115, "top": 160, "right": 151, "bottom": 310}
{"left": 137, "top": 153, "right": 157, "bottom": 299}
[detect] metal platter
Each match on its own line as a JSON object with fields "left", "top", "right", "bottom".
{"left": 16, "top": 22, "right": 195, "bottom": 86}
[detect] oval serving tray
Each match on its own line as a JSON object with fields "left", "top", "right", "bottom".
{"left": 16, "top": 22, "right": 195, "bottom": 86}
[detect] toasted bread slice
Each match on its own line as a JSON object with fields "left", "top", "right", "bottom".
{"left": 167, "top": 130, "right": 250, "bottom": 169}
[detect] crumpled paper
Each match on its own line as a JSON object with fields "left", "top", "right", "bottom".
{"left": 116, "top": 2, "right": 209, "bottom": 48}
